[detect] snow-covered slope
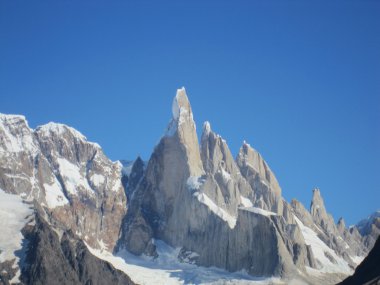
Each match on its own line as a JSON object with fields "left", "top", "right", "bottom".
{"left": 0, "top": 113, "right": 127, "bottom": 251}
{"left": 89, "top": 240, "right": 284, "bottom": 285}
{"left": 0, "top": 189, "right": 34, "bottom": 284}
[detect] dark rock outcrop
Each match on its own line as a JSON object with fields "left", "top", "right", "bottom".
{"left": 21, "top": 211, "right": 135, "bottom": 285}
{"left": 338, "top": 236, "right": 380, "bottom": 285}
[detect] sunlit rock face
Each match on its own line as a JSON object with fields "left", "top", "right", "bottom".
{"left": 0, "top": 87, "right": 375, "bottom": 284}
{"left": 0, "top": 113, "right": 127, "bottom": 251}
{"left": 120, "top": 88, "right": 372, "bottom": 280}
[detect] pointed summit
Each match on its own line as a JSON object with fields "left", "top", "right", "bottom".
{"left": 337, "top": 217, "right": 346, "bottom": 234}
{"left": 236, "top": 141, "right": 282, "bottom": 198}
{"left": 310, "top": 188, "right": 326, "bottom": 215}
{"left": 165, "top": 87, "right": 198, "bottom": 140}
{"left": 203, "top": 121, "right": 211, "bottom": 135}
{"left": 236, "top": 141, "right": 283, "bottom": 213}
{"left": 171, "top": 87, "right": 191, "bottom": 120}
{"left": 310, "top": 188, "right": 337, "bottom": 234}
{"left": 162, "top": 87, "right": 204, "bottom": 176}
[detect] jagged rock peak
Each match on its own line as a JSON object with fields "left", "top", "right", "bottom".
{"left": 37, "top": 122, "right": 85, "bottom": 139}
{"left": 166, "top": 87, "right": 198, "bottom": 138}
{"left": 0, "top": 113, "right": 27, "bottom": 123}
{"left": 36, "top": 122, "right": 100, "bottom": 148}
{"left": 0, "top": 113, "right": 38, "bottom": 153}
{"left": 338, "top": 217, "right": 346, "bottom": 228}
{"left": 310, "top": 188, "right": 326, "bottom": 214}
{"left": 203, "top": 121, "right": 211, "bottom": 135}
{"left": 172, "top": 87, "right": 191, "bottom": 120}
{"left": 310, "top": 188, "right": 339, "bottom": 235}
{"left": 236, "top": 140, "right": 282, "bottom": 198}
{"left": 337, "top": 217, "right": 346, "bottom": 233}
{"left": 133, "top": 156, "right": 145, "bottom": 168}
{"left": 200, "top": 120, "right": 234, "bottom": 174}
{"left": 163, "top": 87, "right": 204, "bottom": 176}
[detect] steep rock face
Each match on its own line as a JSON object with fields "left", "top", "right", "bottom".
{"left": 118, "top": 87, "right": 373, "bottom": 281}
{"left": 0, "top": 114, "right": 126, "bottom": 251}
{"left": 291, "top": 199, "right": 316, "bottom": 229}
{"left": 119, "top": 87, "right": 206, "bottom": 255}
{"left": 21, "top": 211, "right": 135, "bottom": 285}
{"left": 166, "top": 87, "right": 204, "bottom": 177}
{"left": 236, "top": 142, "right": 283, "bottom": 214}
{"left": 200, "top": 121, "right": 248, "bottom": 216}
{"left": 310, "top": 188, "right": 337, "bottom": 234}
{"left": 309, "top": 189, "right": 367, "bottom": 260}
{"left": 121, "top": 157, "right": 145, "bottom": 202}
{"left": 290, "top": 189, "right": 368, "bottom": 273}
{"left": 0, "top": 191, "right": 134, "bottom": 285}
{"left": 119, "top": 88, "right": 312, "bottom": 278}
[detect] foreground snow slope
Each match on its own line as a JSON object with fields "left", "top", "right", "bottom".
{"left": 88, "top": 240, "right": 284, "bottom": 285}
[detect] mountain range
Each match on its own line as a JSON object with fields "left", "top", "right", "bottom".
{"left": 0, "top": 87, "right": 378, "bottom": 285}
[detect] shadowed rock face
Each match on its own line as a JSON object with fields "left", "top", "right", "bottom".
{"left": 121, "top": 157, "right": 146, "bottom": 206}
{"left": 0, "top": 114, "right": 127, "bottom": 251}
{"left": 338, "top": 236, "right": 380, "bottom": 285}
{"left": 356, "top": 211, "right": 380, "bottom": 250}
{"left": 20, "top": 211, "right": 135, "bottom": 285}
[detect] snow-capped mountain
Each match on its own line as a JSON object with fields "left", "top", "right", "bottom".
{"left": 0, "top": 114, "right": 131, "bottom": 284}
{"left": 117, "top": 88, "right": 371, "bottom": 284}
{"left": 0, "top": 88, "right": 378, "bottom": 285}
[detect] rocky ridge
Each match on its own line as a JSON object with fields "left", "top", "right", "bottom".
{"left": 0, "top": 114, "right": 126, "bottom": 251}
{"left": 0, "top": 87, "right": 378, "bottom": 284}
{"left": 118, "top": 87, "right": 371, "bottom": 282}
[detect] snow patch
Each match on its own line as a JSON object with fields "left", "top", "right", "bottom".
{"left": 111, "top": 176, "right": 122, "bottom": 192}
{"left": 295, "top": 217, "right": 352, "bottom": 274}
{"left": 36, "top": 122, "right": 101, "bottom": 149}
{"left": 350, "top": 255, "right": 364, "bottom": 265}
{"left": 203, "top": 121, "right": 211, "bottom": 135}
{"left": 186, "top": 176, "right": 203, "bottom": 191}
{"left": 218, "top": 167, "right": 232, "bottom": 183}
{"left": 56, "top": 157, "right": 92, "bottom": 195}
{"left": 87, "top": 239, "right": 281, "bottom": 285}
{"left": 240, "top": 207, "right": 277, "bottom": 217}
{"left": 240, "top": 196, "right": 253, "bottom": 208}
{"left": 90, "top": 174, "right": 105, "bottom": 187}
{"left": 165, "top": 87, "right": 194, "bottom": 137}
{"left": 0, "top": 114, "right": 38, "bottom": 154}
{"left": 172, "top": 87, "right": 187, "bottom": 120}
{"left": 194, "top": 192, "right": 237, "bottom": 229}
{"left": 0, "top": 189, "right": 33, "bottom": 283}
{"left": 37, "top": 122, "right": 86, "bottom": 140}
{"left": 43, "top": 181, "right": 69, "bottom": 208}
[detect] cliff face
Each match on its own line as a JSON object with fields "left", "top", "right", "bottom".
{"left": 118, "top": 88, "right": 368, "bottom": 280}
{"left": 0, "top": 114, "right": 126, "bottom": 251}
{"left": 0, "top": 88, "right": 376, "bottom": 284}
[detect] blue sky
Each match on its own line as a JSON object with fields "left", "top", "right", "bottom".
{"left": 1, "top": 0, "right": 379, "bottom": 225}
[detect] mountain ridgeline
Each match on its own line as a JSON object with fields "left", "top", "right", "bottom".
{"left": 0, "top": 87, "right": 378, "bottom": 285}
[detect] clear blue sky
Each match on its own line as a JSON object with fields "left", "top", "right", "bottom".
{"left": 1, "top": 0, "right": 379, "bottom": 226}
